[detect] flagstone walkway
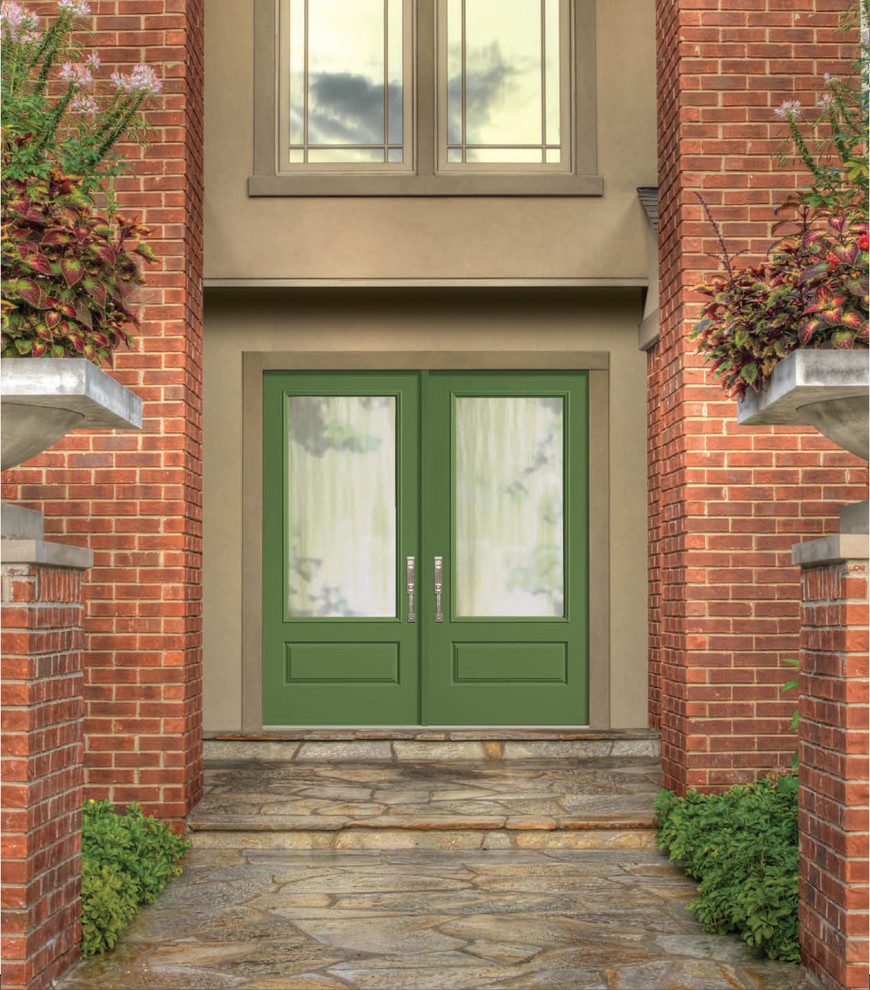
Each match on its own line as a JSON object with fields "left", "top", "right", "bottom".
{"left": 58, "top": 751, "right": 809, "bottom": 990}
{"left": 58, "top": 846, "right": 807, "bottom": 989}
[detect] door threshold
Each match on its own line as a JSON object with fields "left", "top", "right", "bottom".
{"left": 205, "top": 727, "right": 658, "bottom": 742}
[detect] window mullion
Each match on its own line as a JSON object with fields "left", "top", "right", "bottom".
{"left": 416, "top": 0, "right": 437, "bottom": 177}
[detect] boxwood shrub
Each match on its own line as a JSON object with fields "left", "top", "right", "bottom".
{"left": 81, "top": 799, "right": 190, "bottom": 956}
{"left": 655, "top": 772, "right": 799, "bottom": 964}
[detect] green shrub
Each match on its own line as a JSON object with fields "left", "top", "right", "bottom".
{"left": 81, "top": 799, "right": 190, "bottom": 957}
{"left": 655, "top": 773, "right": 799, "bottom": 964}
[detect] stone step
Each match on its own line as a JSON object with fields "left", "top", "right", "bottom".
{"left": 187, "top": 754, "right": 662, "bottom": 851}
{"left": 203, "top": 728, "right": 660, "bottom": 764}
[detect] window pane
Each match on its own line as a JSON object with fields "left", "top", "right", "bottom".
{"left": 464, "top": 0, "right": 542, "bottom": 147}
{"left": 307, "top": 147, "right": 385, "bottom": 163}
{"left": 287, "top": 396, "right": 396, "bottom": 618}
{"left": 388, "top": 0, "right": 403, "bottom": 144}
{"left": 446, "top": 0, "right": 463, "bottom": 145}
{"left": 307, "top": 0, "right": 385, "bottom": 146}
{"left": 442, "top": 0, "right": 564, "bottom": 168}
{"left": 466, "top": 147, "right": 543, "bottom": 163}
{"left": 544, "top": 0, "right": 560, "bottom": 146}
{"left": 455, "top": 397, "right": 564, "bottom": 617}
{"left": 285, "top": 0, "right": 406, "bottom": 166}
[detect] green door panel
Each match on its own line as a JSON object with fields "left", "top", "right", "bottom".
{"left": 263, "top": 372, "right": 420, "bottom": 725}
{"left": 422, "top": 372, "right": 588, "bottom": 725}
{"left": 263, "top": 370, "right": 588, "bottom": 726}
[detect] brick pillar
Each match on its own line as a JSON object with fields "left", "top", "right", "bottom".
{"left": 650, "top": 0, "right": 868, "bottom": 791}
{"left": 1, "top": 1, "right": 205, "bottom": 820}
{"left": 795, "top": 536, "right": 869, "bottom": 990}
{"left": 1, "top": 541, "right": 90, "bottom": 990}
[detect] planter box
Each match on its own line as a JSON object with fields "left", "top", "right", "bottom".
{"left": 737, "top": 350, "right": 869, "bottom": 460}
{"left": 1, "top": 359, "right": 142, "bottom": 471}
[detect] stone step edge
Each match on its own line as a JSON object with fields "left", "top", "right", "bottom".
{"left": 187, "top": 816, "right": 657, "bottom": 833}
{"left": 205, "top": 729, "right": 660, "bottom": 742}
{"left": 203, "top": 738, "right": 660, "bottom": 762}
{"left": 187, "top": 829, "right": 660, "bottom": 851}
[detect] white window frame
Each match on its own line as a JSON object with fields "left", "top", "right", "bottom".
{"left": 250, "top": 0, "right": 602, "bottom": 196}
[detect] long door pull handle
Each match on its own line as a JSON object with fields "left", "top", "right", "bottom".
{"left": 434, "top": 556, "right": 443, "bottom": 623}
{"left": 406, "top": 556, "right": 416, "bottom": 623}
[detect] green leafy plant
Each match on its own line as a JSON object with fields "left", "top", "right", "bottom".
{"left": 1, "top": 1, "right": 162, "bottom": 193}
{"left": 1, "top": 172, "right": 153, "bottom": 360}
{"left": 655, "top": 773, "right": 799, "bottom": 964}
{"left": 81, "top": 799, "right": 190, "bottom": 956}
{"left": 773, "top": 0, "right": 869, "bottom": 215}
{"left": 781, "top": 657, "right": 800, "bottom": 770}
{"left": 690, "top": 1, "right": 869, "bottom": 398}
{"left": 1, "top": 1, "right": 161, "bottom": 365}
{"left": 691, "top": 201, "right": 869, "bottom": 399}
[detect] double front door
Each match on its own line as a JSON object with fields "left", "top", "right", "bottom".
{"left": 263, "top": 371, "right": 588, "bottom": 725}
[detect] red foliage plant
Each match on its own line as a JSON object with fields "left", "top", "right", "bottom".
{"left": 1, "top": 168, "right": 154, "bottom": 364}
{"left": 690, "top": 197, "right": 869, "bottom": 400}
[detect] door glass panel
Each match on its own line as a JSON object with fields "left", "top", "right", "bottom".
{"left": 287, "top": 396, "right": 396, "bottom": 617}
{"left": 455, "top": 396, "right": 564, "bottom": 617}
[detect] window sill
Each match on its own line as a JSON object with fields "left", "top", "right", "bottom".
{"left": 247, "top": 173, "right": 605, "bottom": 198}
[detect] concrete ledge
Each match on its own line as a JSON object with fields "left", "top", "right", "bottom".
{"left": 1, "top": 358, "right": 142, "bottom": 430}
{"left": 737, "top": 350, "right": 869, "bottom": 427}
{"left": 792, "top": 533, "right": 870, "bottom": 567}
{"left": 1, "top": 539, "right": 93, "bottom": 570}
{"left": 1, "top": 505, "right": 43, "bottom": 541}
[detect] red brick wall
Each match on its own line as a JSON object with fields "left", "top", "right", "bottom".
{"left": 651, "top": 0, "right": 868, "bottom": 792}
{"left": 0, "top": 0, "right": 205, "bottom": 820}
{"left": 1, "top": 564, "right": 85, "bottom": 990}
{"left": 799, "top": 556, "right": 869, "bottom": 990}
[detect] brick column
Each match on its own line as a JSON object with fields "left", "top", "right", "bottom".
{"left": 651, "top": 0, "right": 868, "bottom": 791}
{"left": 1, "top": 0, "right": 205, "bottom": 820}
{"left": 795, "top": 536, "right": 869, "bottom": 990}
{"left": 1, "top": 524, "right": 91, "bottom": 990}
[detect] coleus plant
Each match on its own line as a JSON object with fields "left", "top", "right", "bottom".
{"left": 691, "top": 200, "right": 869, "bottom": 400}
{"left": 1, "top": 1, "right": 161, "bottom": 365}
{"left": 1, "top": 170, "right": 154, "bottom": 362}
{"left": 692, "top": 1, "right": 869, "bottom": 399}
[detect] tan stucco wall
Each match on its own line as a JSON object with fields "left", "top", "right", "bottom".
{"left": 202, "top": 288, "right": 649, "bottom": 729}
{"left": 203, "top": 0, "right": 657, "bottom": 281}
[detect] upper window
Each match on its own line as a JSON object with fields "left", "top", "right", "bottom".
{"left": 251, "top": 0, "right": 601, "bottom": 195}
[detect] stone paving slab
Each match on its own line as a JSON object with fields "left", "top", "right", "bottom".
{"left": 57, "top": 848, "right": 808, "bottom": 990}
{"left": 188, "top": 758, "right": 662, "bottom": 850}
{"left": 203, "top": 734, "right": 660, "bottom": 763}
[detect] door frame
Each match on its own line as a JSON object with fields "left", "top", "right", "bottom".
{"left": 242, "top": 350, "right": 611, "bottom": 730}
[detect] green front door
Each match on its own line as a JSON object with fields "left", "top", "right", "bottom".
{"left": 263, "top": 371, "right": 588, "bottom": 726}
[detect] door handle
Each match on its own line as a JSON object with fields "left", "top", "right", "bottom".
{"left": 406, "top": 556, "right": 416, "bottom": 623}
{"left": 434, "top": 556, "right": 443, "bottom": 623}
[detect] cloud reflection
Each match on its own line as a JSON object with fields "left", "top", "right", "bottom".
{"left": 303, "top": 72, "right": 403, "bottom": 146}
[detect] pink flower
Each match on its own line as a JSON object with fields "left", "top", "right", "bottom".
{"left": 111, "top": 64, "right": 162, "bottom": 95}
{"left": 0, "top": 2, "right": 39, "bottom": 40}
{"left": 774, "top": 100, "right": 801, "bottom": 119}
{"left": 71, "top": 93, "right": 99, "bottom": 117}
{"left": 58, "top": 0, "right": 91, "bottom": 15}
{"left": 60, "top": 61, "right": 94, "bottom": 87}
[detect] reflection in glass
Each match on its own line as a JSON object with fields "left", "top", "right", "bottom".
{"left": 444, "top": 0, "right": 562, "bottom": 166}
{"left": 466, "top": 148, "right": 543, "bottom": 163}
{"left": 287, "top": 0, "right": 404, "bottom": 165}
{"left": 287, "top": 396, "right": 396, "bottom": 617}
{"left": 455, "top": 397, "right": 564, "bottom": 617}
